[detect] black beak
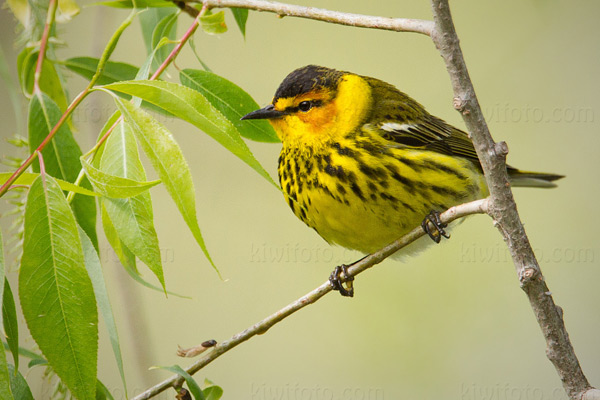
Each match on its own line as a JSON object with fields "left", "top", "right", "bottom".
{"left": 241, "top": 104, "right": 286, "bottom": 120}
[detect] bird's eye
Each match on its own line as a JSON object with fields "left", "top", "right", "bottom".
{"left": 298, "top": 101, "right": 312, "bottom": 112}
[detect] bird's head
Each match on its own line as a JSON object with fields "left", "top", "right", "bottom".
{"left": 242, "top": 65, "right": 373, "bottom": 148}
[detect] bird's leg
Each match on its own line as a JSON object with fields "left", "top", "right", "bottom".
{"left": 421, "top": 210, "right": 450, "bottom": 244}
{"left": 329, "top": 257, "right": 363, "bottom": 298}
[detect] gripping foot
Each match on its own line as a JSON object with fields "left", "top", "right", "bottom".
{"left": 421, "top": 210, "right": 450, "bottom": 244}
{"left": 329, "top": 264, "right": 355, "bottom": 297}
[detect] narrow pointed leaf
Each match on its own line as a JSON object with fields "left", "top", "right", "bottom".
{"left": 0, "top": 172, "right": 99, "bottom": 196}
{"left": 78, "top": 227, "right": 127, "bottom": 395}
{"left": 103, "top": 80, "right": 276, "bottom": 186}
{"left": 101, "top": 203, "right": 137, "bottom": 273}
{"left": 81, "top": 157, "right": 161, "bottom": 198}
{"left": 156, "top": 365, "right": 204, "bottom": 400}
{"left": 2, "top": 280, "right": 18, "bottom": 373}
{"left": 19, "top": 48, "right": 68, "bottom": 112}
{"left": 114, "top": 98, "right": 216, "bottom": 273}
{"left": 102, "top": 205, "right": 189, "bottom": 298}
{"left": 151, "top": 11, "right": 177, "bottom": 66}
{"left": 0, "top": 344, "right": 13, "bottom": 399}
{"left": 0, "top": 231, "right": 13, "bottom": 399}
{"left": 92, "top": 110, "right": 122, "bottom": 169}
{"left": 19, "top": 174, "right": 98, "bottom": 400}
{"left": 230, "top": 8, "right": 248, "bottom": 38}
{"left": 63, "top": 57, "right": 138, "bottom": 85}
{"left": 28, "top": 91, "right": 98, "bottom": 248}
{"left": 96, "top": 380, "right": 115, "bottom": 400}
{"left": 180, "top": 69, "right": 279, "bottom": 143}
{"left": 7, "top": 366, "right": 32, "bottom": 400}
{"left": 140, "top": 8, "right": 174, "bottom": 55}
{"left": 100, "top": 122, "right": 165, "bottom": 290}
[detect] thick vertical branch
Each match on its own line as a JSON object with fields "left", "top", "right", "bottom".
{"left": 429, "top": 1, "right": 596, "bottom": 399}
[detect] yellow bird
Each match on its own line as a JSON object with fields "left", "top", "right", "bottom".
{"left": 243, "top": 65, "right": 563, "bottom": 296}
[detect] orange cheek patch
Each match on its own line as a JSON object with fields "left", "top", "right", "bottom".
{"left": 298, "top": 102, "right": 336, "bottom": 132}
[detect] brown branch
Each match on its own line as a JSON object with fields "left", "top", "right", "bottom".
{"left": 131, "top": 199, "right": 489, "bottom": 400}
{"left": 174, "top": 0, "right": 434, "bottom": 36}
{"left": 430, "top": 1, "right": 598, "bottom": 399}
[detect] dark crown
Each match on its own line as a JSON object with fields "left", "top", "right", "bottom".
{"left": 273, "top": 65, "right": 344, "bottom": 101}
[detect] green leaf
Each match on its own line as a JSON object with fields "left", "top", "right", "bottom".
{"left": 140, "top": 8, "right": 172, "bottom": 56}
{"left": 18, "top": 48, "right": 69, "bottom": 112}
{"left": 78, "top": 227, "right": 127, "bottom": 395}
{"left": 28, "top": 91, "right": 98, "bottom": 248}
{"left": 180, "top": 69, "right": 279, "bottom": 143}
{"left": 230, "top": 8, "right": 248, "bottom": 38}
{"left": 102, "top": 205, "right": 190, "bottom": 298}
{"left": 28, "top": 358, "right": 47, "bottom": 368}
{"left": 1, "top": 344, "right": 44, "bottom": 363}
{"left": 151, "top": 10, "right": 178, "bottom": 66}
{"left": 155, "top": 365, "right": 204, "bottom": 400}
{"left": 19, "top": 174, "right": 98, "bottom": 400}
{"left": 81, "top": 157, "right": 161, "bottom": 198}
{"left": 0, "top": 334, "right": 12, "bottom": 399}
{"left": 200, "top": 10, "right": 227, "bottom": 35}
{"left": 0, "top": 231, "right": 13, "bottom": 399}
{"left": 113, "top": 98, "right": 217, "bottom": 274}
{"left": 96, "top": 380, "right": 115, "bottom": 400}
{"left": 100, "top": 203, "right": 137, "bottom": 271}
{"left": 7, "top": 365, "right": 33, "bottom": 400}
{"left": 63, "top": 57, "right": 138, "bottom": 85}
{"left": 100, "top": 122, "right": 166, "bottom": 291}
{"left": 92, "top": 110, "right": 122, "bottom": 169}
{"left": 203, "top": 385, "right": 224, "bottom": 400}
{"left": 102, "top": 80, "right": 276, "bottom": 186}
{"left": 2, "top": 280, "right": 18, "bottom": 373}
{"left": 95, "top": 0, "right": 174, "bottom": 8}
{"left": 188, "top": 36, "right": 212, "bottom": 72}
{"left": 0, "top": 172, "right": 99, "bottom": 197}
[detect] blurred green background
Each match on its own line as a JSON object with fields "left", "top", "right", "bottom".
{"left": 1, "top": 1, "right": 599, "bottom": 399}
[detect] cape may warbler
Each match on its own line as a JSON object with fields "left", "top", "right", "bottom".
{"left": 243, "top": 65, "right": 563, "bottom": 296}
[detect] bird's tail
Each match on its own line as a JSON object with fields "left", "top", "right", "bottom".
{"left": 507, "top": 167, "right": 565, "bottom": 188}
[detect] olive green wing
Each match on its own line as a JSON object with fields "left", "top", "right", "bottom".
{"left": 374, "top": 113, "right": 482, "bottom": 169}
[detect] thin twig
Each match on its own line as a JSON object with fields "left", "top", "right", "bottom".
{"left": 430, "top": 1, "right": 598, "bottom": 399}
{"left": 33, "top": 0, "right": 58, "bottom": 93}
{"left": 131, "top": 199, "right": 489, "bottom": 400}
{"left": 180, "top": 0, "right": 434, "bottom": 36}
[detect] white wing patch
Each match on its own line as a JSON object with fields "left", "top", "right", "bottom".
{"left": 380, "top": 122, "right": 416, "bottom": 132}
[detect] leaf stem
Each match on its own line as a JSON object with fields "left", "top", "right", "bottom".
{"left": 33, "top": 0, "right": 58, "bottom": 93}
{"left": 150, "top": 5, "right": 207, "bottom": 80}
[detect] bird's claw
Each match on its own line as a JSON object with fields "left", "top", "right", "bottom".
{"left": 329, "top": 264, "right": 354, "bottom": 297}
{"left": 421, "top": 210, "right": 450, "bottom": 244}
